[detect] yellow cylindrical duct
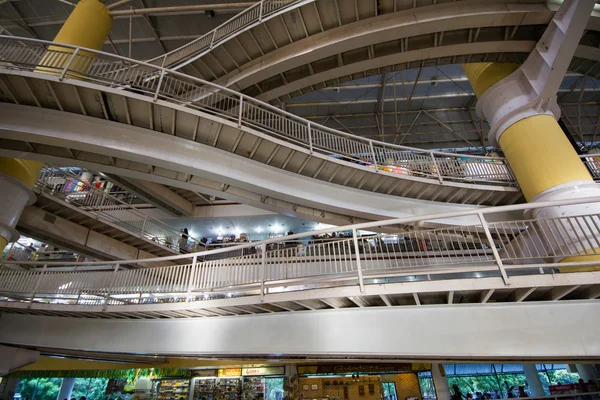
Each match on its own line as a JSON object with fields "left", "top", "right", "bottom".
{"left": 0, "top": 237, "right": 7, "bottom": 255}
{"left": 0, "top": 158, "right": 43, "bottom": 189}
{"left": 38, "top": 0, "right": 113, "bottom": 75}
{"left": 463, "top": 62, "right": 600, "bottom": 270}
{"left": 562, "top": 249, "right": 600, "bottom": 272}
{"left": 462, "top": 62, "right": 519, "bottom": 99}
{"left": 499, "top": 115, "right": 593, "bottom": 201}
{"left": 0, "top": 0, "right": 114, "bottom": 253}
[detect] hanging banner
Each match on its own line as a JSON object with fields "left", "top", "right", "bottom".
{"left": 242, "top": 367, "right": 285, "bottom": 376}
{"left": 218, "top": 368, "right": 242, "bottom": 377}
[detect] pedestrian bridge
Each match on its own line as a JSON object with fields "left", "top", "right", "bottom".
{"left": 0, "top": 35, "right": 531, "bottom": 210}
{"left": 1, "top": 196, "right": 600, "bottom": 320}
{"left": 148, "top": 0, "right": 600, "bottom": 105}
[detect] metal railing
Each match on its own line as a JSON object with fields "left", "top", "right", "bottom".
{"left": 35, "top": 166, "right": 202, "bottom": 253}
{"left": 146, "top": 0, "right": 309, "bottom": 70}
{"left": 1, "top": 196, "right": 599, "bottom": 308}
{"left": 0, "top": 35, "right": 518, "bottom": 188}
{"left": 582, "top": 154, "right": 600, "bottom": 181}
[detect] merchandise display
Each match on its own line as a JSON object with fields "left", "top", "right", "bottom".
{"left": 216, "top": 378, "right": 241, "bottom": 400}
{"left": 194, "top": 378, "right": 216, "bottom": 400}
{"left": 156, "top": 379, "right": 190, "bottom": 400}
{"left": 243, "top": 377, "right": 265, "bottom": 400}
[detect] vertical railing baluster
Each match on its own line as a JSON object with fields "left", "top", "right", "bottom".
{"left": 261, "top": 244, "right": 266, "bottom": 300}
{"left": 59, "top": 48, "right": 79, "bottom": 81}
{"left": 478, "top": 213, "right": 509, "bottom": 283}
{"left": 352, "top": 229, "right": 365, "bottom": 293}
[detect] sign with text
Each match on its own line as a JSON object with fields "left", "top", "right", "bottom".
{"left": 192, "top": 370, "right": 218, "bottom": 378}
{"left": 218, "top": 368, "right": 242, "bottom": 377}
{"left": 298, "top": 363, "right": 431, "bottom": 375}
{"left": 549, "top": 384, "right": 579, "bottom": 394}
{"left": 242, "top": 367, "right": 285, "bottom": 376}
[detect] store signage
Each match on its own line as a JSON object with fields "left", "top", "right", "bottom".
{"left": 192, "top": 370, "right": 218, "bottom": 378}
{"left": 297, "top": 363, "right": 431, "bottom": 375}
{"left": 242, "top": 367, "right": 285, "bottom": 376}
{"left": 218, "top": 368, "right": 242, "bottom": 377}
{"left": 549, "top": 384, "right": 578, "bottom": 394}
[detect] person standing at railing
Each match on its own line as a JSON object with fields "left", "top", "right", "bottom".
{"left": 179, "top": 228, "right": 189, "bottom": 253}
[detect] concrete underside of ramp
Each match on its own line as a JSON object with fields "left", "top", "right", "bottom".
{"left": 0, "top": 103, "right": 518, "bottom": 226}
{"left": 1, "top": 301, "right": 599, "bottom": 360}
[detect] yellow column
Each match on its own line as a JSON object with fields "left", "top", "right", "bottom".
{"left": 0, "top": 0, "right": 113, "bottom": 252}
{"left": 463, "top": 62, "right": 600, "bottom": 271}
{"left": 38, "top": 0, "right": 113, "bottom": 74}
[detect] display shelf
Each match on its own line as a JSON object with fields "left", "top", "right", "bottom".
{"left": 217, "top": 378, "right": 241, "bottom": 400}
{"left": 156, "top": 379, "right": 190, "bottom": 400}
{"left": 194, "top": 378, "right": 216, "bottom": 400}
{"left": 243, "top": 377, "right": 265, "bottom": 400}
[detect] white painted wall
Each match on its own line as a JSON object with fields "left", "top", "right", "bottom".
{"left": 0, "top": 301, "right": 599, "bottom": 359}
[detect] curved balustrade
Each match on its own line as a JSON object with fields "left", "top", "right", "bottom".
{"left": 147, "top": 0, "right": 309, "bottom": 69}
{"left": 35, "top": 166, "right": 201, "bottom": 253}
{"left": 0, "top": 36, "right": 518, "bottom": 189}
{"left": 1, "top": 197, "right": 599, "bottom": 310}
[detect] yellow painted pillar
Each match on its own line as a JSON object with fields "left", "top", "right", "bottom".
{"left": 38, "top": 0, "right": 113, "bottom": 74}
{"left": 0, "top": 0, "right": 113, "bottom": 252}
{"left": 463, "top": 62, "right": 600, "bottom": 270}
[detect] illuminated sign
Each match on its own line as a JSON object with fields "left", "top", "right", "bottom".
{"left": 218, "top": 368, "right": 242, "bottom": 377}
{"left": 242, "top": 367, "right": 285, "bottom": 376}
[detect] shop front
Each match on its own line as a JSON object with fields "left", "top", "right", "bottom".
{"left": 296, "top": 363, "right": 431, "bottom": 400}
{"left": 191, "top": 367, "right": 285, "bottom": 400}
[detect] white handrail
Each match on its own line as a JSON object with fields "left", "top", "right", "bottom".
{"left": 3, "top": 195, "right": 600, "bottom": 267}
{"left": 1, "top": 196, "right": 600, "bottom": 307}
{"left": 146, "top": 0, "right": 310, "bottom": 70}
{"left": 35, "top": 166, "right": 202, "bottom": 253}
{"left": 0, "top": 35, "right": 518, "bottom": 188}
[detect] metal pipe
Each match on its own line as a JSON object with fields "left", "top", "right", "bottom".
{"left": 107, "top": 0, "right": 136, "bottom": 10}
{"left": 109, "top": 3, "right": 257, "bottom": 16}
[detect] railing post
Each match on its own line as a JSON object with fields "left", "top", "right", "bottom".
{"left": 259, "top": 1, "right": 264, "bottom": 21}
{"left": 141, "top": 216, "right": 148, "bottom": 236}
{"left": 307, "top": 122, "right": 313, "bottom": 154}
{"left": 2, "top": 242, "right": 15, "bottom": 261}
{"left": 369, "top": 140, "right": 378, "bottom": 171}
{"left": 352, "top": 228, "right": 365, "bottom": 293}
{"left": 153, "top": 70, "right": 166, "bottom": 102}
{"left": 260, "top": 244, "right": 266, "bottom": 300}
{"left": 104, "top": 263, "right": 120, "bottom": 309}
{"left": 430, "top": 152, "right": 444, "bottom": 183}
{"left": 478, "top": 213, "right": 509, "bottom": 284}
{"left": 186, "top": 255, "right": 197, "bottom": 302}
{"left": 29, "top": 264, "right": 47, "bottom": 307}
{"left": 59, "top": 47, "right": 79, "bottom": 81}
{"left": 238, "top": 96, "right": 244, "bottom": 127}
{"left": 210, "top": 30, "right": 217, "bottom": 49}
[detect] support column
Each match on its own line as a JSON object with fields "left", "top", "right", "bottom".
{"left": 463, "top": 62, "right": 600, "bottom": 271}
{"left": 56, "top": 378, "right": 75, "bottom": 400}
{"left": 0, "top": 0, "right": 113, "bottom": 253}
{"left": 0, "top": 377, "right": 20, "bottom": 400}
{"left": 576, "top": 364, "right": 598, "bottom": 383}
{"left": 462, "top": 0, "right": 599, "bottom": 271}
{"left": 432, "top": 364, "right": 450, "bottom": 400}
{"left": 522, "top": 364, "right": 544, "bottom": 397}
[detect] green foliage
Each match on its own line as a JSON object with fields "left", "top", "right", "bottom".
{"left": 419, "top": 369, "right": 582, "bottom": 399}
{"left": 538, "top": 370, "right": 581, "bottom": 394}
{"left": 265, "top": 378, "right": 284, "bottom": 400}
{"left": 19, "top": 378, "right": 109, "bottom": 400}
{"left": 71, "top": 378, "right": 109, "bottom": 400}
{"left": 418, "top": 377, "right": 436, "bottom": 398}
{"left": 20, "top": 378, "right": 62, "bottom": 400}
